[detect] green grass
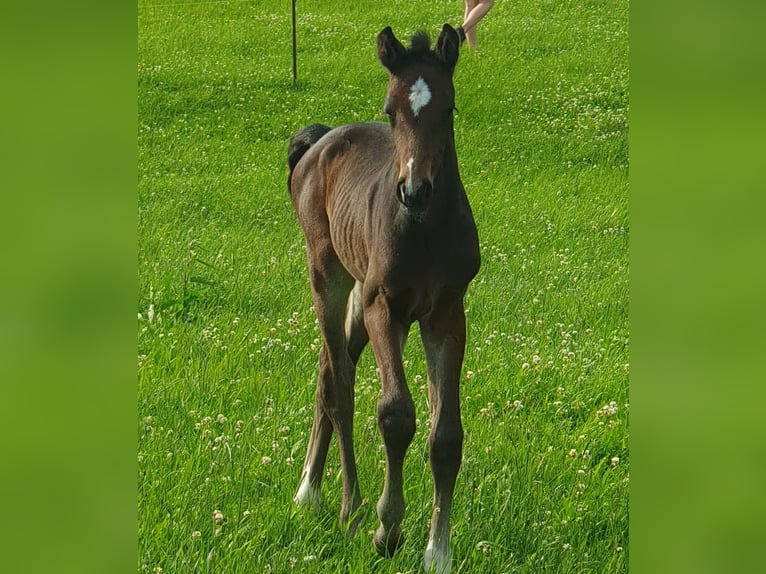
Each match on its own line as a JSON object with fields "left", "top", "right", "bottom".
{"left": 138, "top": 0, "right": 628, "bottom": 572}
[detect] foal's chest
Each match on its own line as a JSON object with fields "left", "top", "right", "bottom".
{"left": 384, "top": 217, "right": 480, "bottom": 290}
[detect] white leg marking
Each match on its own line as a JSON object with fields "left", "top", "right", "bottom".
{"left": 294, "top": 465, "right": 321, "bottom": 513}
{"left": 409, "top": 76, "right": 432, "bottom": 117}
{"left": 424, "top": 536, "right": 452, "bottom": 574}
{"left": 424, "top": 508, "right": 452, "bottom": 574}
{"left": 344, "top": 281, "right": 364, "bottom": 342}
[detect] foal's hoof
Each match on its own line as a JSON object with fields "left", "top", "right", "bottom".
{"left": 340, "top": 497, "right": 367, "bottom": 540}
{"left": 373, "top": 525, "right": 404, "bottom": 557}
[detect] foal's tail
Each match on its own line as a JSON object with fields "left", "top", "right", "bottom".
{"left": 287, "top": 123, "right": 332, "bottom": 193}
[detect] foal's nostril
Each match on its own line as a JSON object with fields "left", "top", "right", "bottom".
{"left": 397, "top": 179, "right": 432, "bottom": 209}
{"left": 397, "top": 180, "right": 407, "bottom": 203}
{"left": 417, "top": 180, "right": 433, "bottom": 200}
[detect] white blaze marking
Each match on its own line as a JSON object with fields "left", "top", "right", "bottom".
{"left": 404, "top": 157, "right": 416, "bottom": 194}
{"left": 409, "top": 76, "right": 431, "bottom": 117}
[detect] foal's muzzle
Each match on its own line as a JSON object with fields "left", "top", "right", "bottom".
{"left": 397, "top": 179, "right": 433, "bottom": 211}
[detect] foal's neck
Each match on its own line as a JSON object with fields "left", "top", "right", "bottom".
{"left": 434, "top": 135, "right": 462, "bottom": 195}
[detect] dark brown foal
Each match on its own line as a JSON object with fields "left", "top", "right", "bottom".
{"left": 288, "top": 25, "right": 480, "bottom": 574}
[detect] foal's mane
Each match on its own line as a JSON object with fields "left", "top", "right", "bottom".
{"left": 395, "top": 31, "right": 445, "bottom": 69}
{"left": 409, "top": 31, "right": 431, "bottom": 54}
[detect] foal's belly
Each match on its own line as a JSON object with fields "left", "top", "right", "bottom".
{"left": 327, "top": 207, "right": 369, "bottom": 283}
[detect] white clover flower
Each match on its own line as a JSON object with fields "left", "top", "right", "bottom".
{"left": 597, "top": 401, "right": 619, "bottom": 417}
{"left": 212, "top": 509, "right": 224, "bottom": 523}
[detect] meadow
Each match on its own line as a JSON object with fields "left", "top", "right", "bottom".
{"left": 138, "top": 0, "right": 628, "bottom": 572}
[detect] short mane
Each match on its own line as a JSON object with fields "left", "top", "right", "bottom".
{"left": 391, "top": 30, "right": 447, "bottom": 70}
{"left": 410, "top": 31, "right": 431, "bottom": 54}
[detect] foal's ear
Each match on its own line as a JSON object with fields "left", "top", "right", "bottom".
{"left": 377, "top": 26, "right": 406, "bottom": 72}
{"left": 435, "top": 23, "right": 460, "bottom": 71}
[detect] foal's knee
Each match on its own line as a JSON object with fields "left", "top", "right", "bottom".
{"left": 316, "top": 345, "right": 355, "bottom": 412}
{"left": 429, "top": 424, "right": 463, "bottom": 471}
{"left": 377, "top": 395, "right": 416, "bottom": 453}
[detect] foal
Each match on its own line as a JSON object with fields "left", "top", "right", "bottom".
{"left": 288, "top": 25, "right": 480, "bottom": 574}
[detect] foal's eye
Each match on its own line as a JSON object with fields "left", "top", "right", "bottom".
{"left": 383, "top": 108, "right": 395, "bottom": 123}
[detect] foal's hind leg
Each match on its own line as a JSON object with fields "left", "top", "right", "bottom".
{"left": 345, "top": 280, "right": 369, "bottom": 364}
{"left": 294, "top": 391, "right": 332, "bottom": 513}
{"left": 296, "top": 281, "right": 368, "bottom": 512}
{"left": 295, "top": 250, "right": 364, "bottom": 531}
{"left": 420, "top": 298, "right": 467, "bottom": 574}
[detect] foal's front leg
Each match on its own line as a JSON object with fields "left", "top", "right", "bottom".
{"left": 420, "top": 299, "right": 467, "bottom": 574}
{"left": 364, "top": 288, "right": 415, "bottom": 556}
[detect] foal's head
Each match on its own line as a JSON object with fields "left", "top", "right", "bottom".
{"left": 377, "top": 25, "right": 460, "bottom": 211}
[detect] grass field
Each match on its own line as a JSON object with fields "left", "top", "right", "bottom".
{"left": 138, "top": 0, "right": 628, "bottom": 572}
